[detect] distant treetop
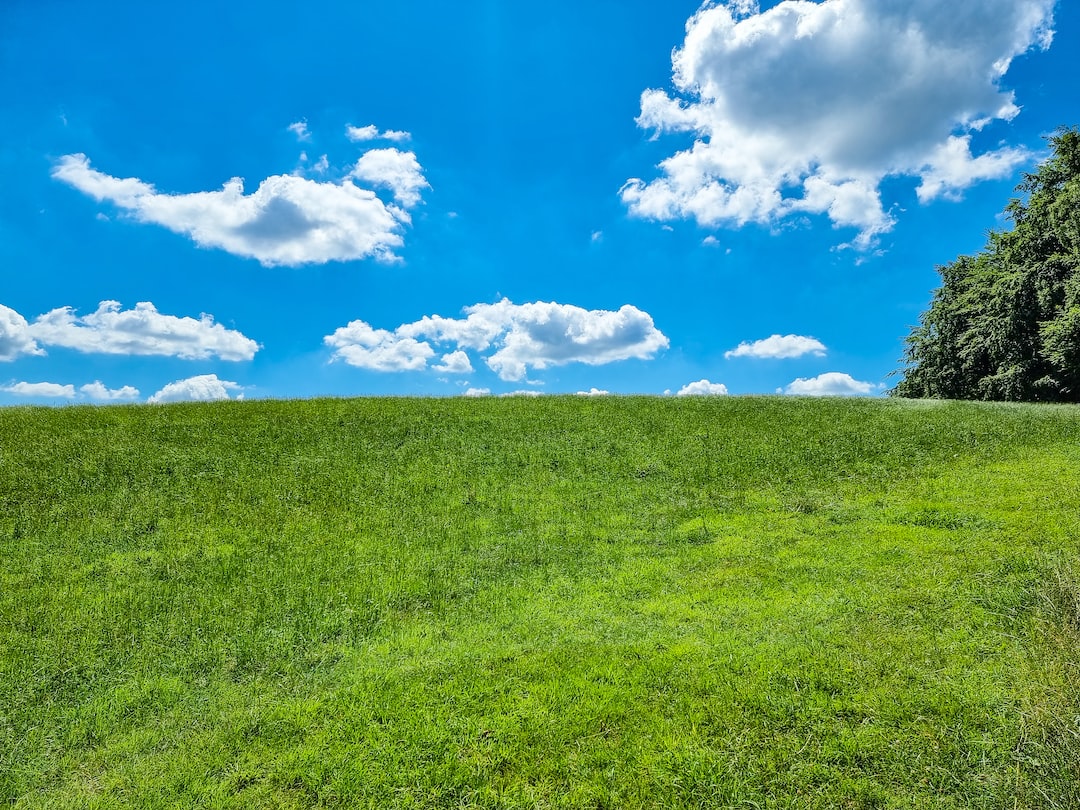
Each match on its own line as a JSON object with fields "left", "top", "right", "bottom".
{"left": 893, "top": 127, "right": 1080, "bottom": 401}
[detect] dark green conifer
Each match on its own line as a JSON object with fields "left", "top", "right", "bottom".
{"left": 894, "top": 127, "right": 1080, "bottom": 401}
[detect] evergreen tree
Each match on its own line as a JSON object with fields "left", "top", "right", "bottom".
{"left": 893, "top": 128, "right": 1080, "bottom": 401}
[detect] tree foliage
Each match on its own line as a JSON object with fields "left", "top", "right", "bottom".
{"left": 893, "top": 128, "right": 1080, "bottom": 401}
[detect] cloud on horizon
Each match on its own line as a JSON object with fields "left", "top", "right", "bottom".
{"left": 781, "top": 372, "right": 878, "bottom": 396}
{"left": 148, "top": 374, "right": 244, "bottom": 403}
{"left": 677, "top": 379, "right": 729, "bottom": 396}
{"left": 622, "top": 0, "right": 1054, "bottom": 248}
{"left": 326, "top": 299, "right": 670, "bottom": 381}
{"left": 80, "top": 381, "right": 141, "bottom": 401}
{"left": 725, "top": 334, "right": 827, "bottom": 360}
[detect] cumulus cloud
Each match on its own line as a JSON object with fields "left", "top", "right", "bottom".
{"left": 148, "top": 374, "right": 244, "bottom": 403}
{"left": 329, "top": 300, "right": 669, "bottom": 381}
{"left": 623, "top": 0, "right": 1054, "bottom": 247}
{"left": 413, "top": 300, "right": 669, "bottom": 381}
{"left": 52, "top": 148, "right": 428, "bottom": 266}
{"left": 346, "top": 124, "right": 411, "bottom": 142}
{"left": 351, "top": 148, "right": 429, "bottom": 207}
{"left": 324, "top": 320, "right": 435, "bottom": 371}
{"left": 433, "top": 350, "right": 473, "bottom": 374}
{"left": 463, "top": 387, "right": 491, "bottom": 397}
{"left": 725, "top": 334, "right": 827, "bottom": 360}
{"left": 0, "top": 305, "right": 45, "bottom": 361}
{"left": 781, "top": 372, "right": 878, "bottom": 396}
{"left": 2, "top": 381, "right": 77, "bottom": 398}
{"left": 677, "top": 379, "right": 729, "bottom": 396}
{"left": 80, "top": 381, "right": 140, "bottom": 401}
{"left": 576, "top": 388, "right": 610, "bottom": 396}
{"left": 25, "top": 301, "right": 259, "bottom": 360}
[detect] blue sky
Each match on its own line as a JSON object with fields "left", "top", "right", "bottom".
{"left": 1, "top": 0, "right": 1076, "bottom": 403}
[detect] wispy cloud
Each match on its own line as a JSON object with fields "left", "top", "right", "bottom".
{"left": 623, "top": 0, "right": 1054, "bottom": 248}
{"left": 345, "top": 124, "right": 411, "bottom": 143}
{"left": 287, "top": 120, "right": 311, "bottom": 142}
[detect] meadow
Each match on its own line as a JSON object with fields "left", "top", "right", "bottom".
{"left": 1, "top": 396, "right": 1078, "bottom": 808}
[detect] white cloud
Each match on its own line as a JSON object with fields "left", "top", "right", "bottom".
{"left": 480, "top": 301, "right": 667, "bottom": 381}
{"left": 404, "top": 299, "right": 669, "bottom": 381}
{"left": 623, "top": 0, "right": 1055, "bottom": 248}
{"left": 576, "top": 388, "right": 610, "bottom": 396}
{"left": 0, "top": 305, "right": 45, "bottom": 361}
{"left": 501, "top": 390, "right": 544, "bottom": 397}
{"left": 781, "top": 372, "right": 878, "bottom": 396}
{"left": 351, "top": 148, "right": 429, "bottom": 207}
{"left": 345, "top": 124, "right": 411, "bottom": 143}
{"left": 725, "top": 334, "right": 827, "bottom": 360}
{"left": 80, "top": 381, "right": 140, "bottom": 401}
{"left": 26, "top": 301, "right": 259, "bottom": 360}
{"left": 3, "top": 381, "right": 76, "bottom": 398}
{"left": 148, "top": 374, "right": 244, "bottom": 404}
{"left": 53, "top": 151, "right": 427, "bottom": 266}
{"left": 916, "top": 135, "right": 1029, "bottom": 202}
{"left": 345, "top": 125, "right": 379, "bottom": 141}
{"left": 325, "top": 320, "right": 435, "bottom": 371}
{"left": 328, "top": 300, "right": 668, "bottom": 381}
{"left": 677, "top": 379, "right": 729, "bottom": 396}
{"left": 463, "top": 387, "right": 490, "bottom": 397}
{"left": 433, "top": 350, "right": 473, "bottom": 374}
{"left": 287, "top": 121, "right": 311, "bottom": 142}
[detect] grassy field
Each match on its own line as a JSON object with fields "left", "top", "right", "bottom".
{"left": 1, "top": 396, "right": 1078, "bottom": 808}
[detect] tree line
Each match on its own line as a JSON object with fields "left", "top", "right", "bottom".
{"left": 893, "top": 127, "right": 1080, "bottom": 401}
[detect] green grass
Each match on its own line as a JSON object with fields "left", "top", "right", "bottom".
{"left": 1, "top": 396, "right": 1078, "bottom": 808}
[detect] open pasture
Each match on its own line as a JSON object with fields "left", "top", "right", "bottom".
{"left": 1, "top": 396, "right": 1078, "bottom": 808}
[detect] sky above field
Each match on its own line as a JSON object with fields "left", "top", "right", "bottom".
{"left": 1, "top": 0, "right": 1077, "bottom": 404}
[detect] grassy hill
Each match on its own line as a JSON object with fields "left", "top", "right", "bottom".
{"left": 1, "top": 396, "right": 1078, "bottom": 808}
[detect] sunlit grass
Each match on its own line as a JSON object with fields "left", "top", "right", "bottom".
{"left": 1, "top": 396, "right": 1078, "bottom": 807}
